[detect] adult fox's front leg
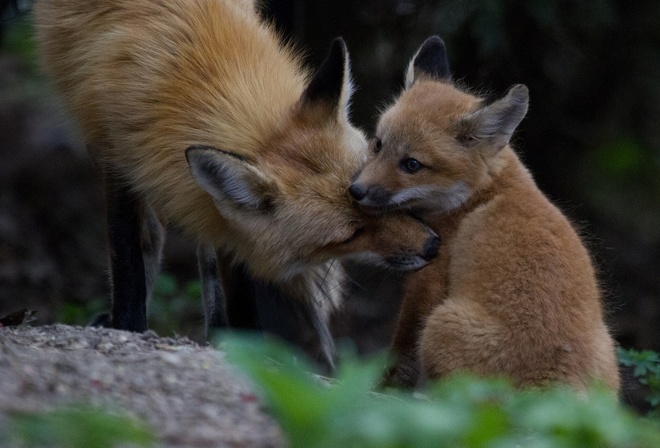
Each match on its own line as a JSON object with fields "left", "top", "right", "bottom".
{"left": 197, "top": 246, "right": 266, "bottom": 335}
{"left": 198, "top": 246, "right": 337, "bottom": 369}
{"left": 198, "top": 247, "right": 305, "bottom": 334}
{"left": 95, "top": 166, "right": 156, "bottom": 332}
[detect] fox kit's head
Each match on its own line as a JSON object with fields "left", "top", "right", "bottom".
{"left": 186, "top": 39, "right": 439, "bottom": 280}
{"left": 349, "top": 36, "right": 529, "bottom": 215}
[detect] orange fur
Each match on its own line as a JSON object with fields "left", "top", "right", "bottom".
{"left": 32, "top": 1, "right": 441, "bottom": 355}
{"left": 32, "top": 0, "right": 438, "bottom": 285}
{"left": 352, "top": 38, "right": 620, "bottom": 391}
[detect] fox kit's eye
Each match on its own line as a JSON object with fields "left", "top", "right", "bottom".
{"left": 402, "top": 158, "right": 423, "bottom": 173}
{"left": 373, "top": 138, "right": 382, "bottom": 154}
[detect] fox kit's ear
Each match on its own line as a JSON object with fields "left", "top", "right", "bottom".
{"left": 186, "top": 145, "right": 276, "bottom": 212}
{"left": 459, "top": 84, "right": 529, "bottom": 150}
{"left": 405, "top": 36, "right": 451, "bottom": 89}
{"left": 300, "top": 37, "right": 354, "bottom": 122}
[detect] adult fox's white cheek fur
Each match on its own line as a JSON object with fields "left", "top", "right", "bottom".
{"left": 32, "top": 0, "right": 439, "bottom": 365}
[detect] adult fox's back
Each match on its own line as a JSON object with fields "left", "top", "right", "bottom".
{"left": 33, "top": 0, "right": 439, "bottom": 356}
{"left": 36, "top": 0, "right": 312, "bottom": 252}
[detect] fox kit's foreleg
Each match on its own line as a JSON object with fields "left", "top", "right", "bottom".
{"left": 382, "top": 301, "right": 425, "bottom": 388}
{"left": 92, "top": 167, "right": 164, "bottom": 332}
{"left": 382, "top": 254, "right": 450, "bottom": 388}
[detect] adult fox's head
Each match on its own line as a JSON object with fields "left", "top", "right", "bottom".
{"left": 186, "top": 39, "right": 439, "bottom": 280}
{"left": 349, "top": 37, "right": 529, "bottom": 215}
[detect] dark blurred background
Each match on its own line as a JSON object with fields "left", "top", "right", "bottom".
{"left": 1, "top": 0, "right": 659, "bottom": 363}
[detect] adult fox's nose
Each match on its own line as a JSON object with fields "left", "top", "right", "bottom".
{"left": 348, "top": 183, "right": 367, "bottom": 201}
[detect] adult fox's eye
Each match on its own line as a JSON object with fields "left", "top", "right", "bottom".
{"left": 373, "top": 138, "right": 382, "bottom": 154}
{"left": 402, "top": 158, "right": 423, "bottom": 173}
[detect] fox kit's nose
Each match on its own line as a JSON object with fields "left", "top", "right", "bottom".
{"left": 348, "top": 182, "right": 367, "bottom": 201}
{"left": 423, "top": 234, "right": 441, "bottom": 261}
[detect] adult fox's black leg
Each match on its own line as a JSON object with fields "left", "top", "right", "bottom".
{"left": 141, "top": 205, "right": 165, "bottom": 307}
{"left": 199, "top": 246, "right": 335, "bottom": 369}
{"left": 199, "top": 247, "right": 305, "bottom": 336}
{"left": 197, "top": 244, "right": 230, "bottom": 337}
{"left": 96, "top": 169, "right": 149, "bottom": 332}
{"left": 214, "top": 249, "right": 261, "bottom": 331}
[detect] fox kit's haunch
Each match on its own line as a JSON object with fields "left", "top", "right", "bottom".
{"left": 33, "top": 0, "right": 439, "bottom": 363}
{"left": 351, "top": 36, "right": 620, "bottom": 391}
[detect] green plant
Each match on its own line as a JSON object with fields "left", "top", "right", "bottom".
{"left": 147, "top": 273, "right": 202, "bottom": 336}
{"left": 57, "top": 272, "right": 202, "bottom": 336}
{"left": 57, "top": 298, "right": 106, "bottom": 327}
{"left": 7, "top": 405, "right": 155, "bottom": 448}
{"left": 2, "top": 15, "right": 38, "bottom": 67}
{"left": 618, "top": 347, "right": 660, "bottom": 416}
{"left": 223, "top": 335, "right": 660, "bottom": 448}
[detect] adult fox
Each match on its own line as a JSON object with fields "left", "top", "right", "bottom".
{"left": 349, "top": 37, "right": 620, "bottom": 391}
{"left": 32, "top": 0, "right": 440, "bottom": 362}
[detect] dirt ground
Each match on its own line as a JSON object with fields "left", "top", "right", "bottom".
{"left": 0, "top": 324, "right": 286, "bottom": 447}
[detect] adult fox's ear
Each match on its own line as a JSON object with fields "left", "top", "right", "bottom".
{"left": 300, "top": 37, "right": 354, "bottom": 122}
{"left": 405, "top": 36, "right": 451, "bottom": 89}
{"left": 186, "top": 145, "right": 276, "bottom": 212}
{"left": 458, "top": 84, "right": 529, "bottom": 150}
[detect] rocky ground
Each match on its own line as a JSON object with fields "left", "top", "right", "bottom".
{"left": 0, "top": 324, "right": 286, "bottom": 447}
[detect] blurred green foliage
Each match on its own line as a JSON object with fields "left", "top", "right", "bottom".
{"left": 3, "top": 15, "right": 37, "bottom": 66}
{"left": 595, "top": 139, "right": 647, "bottom": 182}
{"left": 619, "top": 348, "right": 660, "bottom": 416}
{"left": 148, "top": 273, "right": 203, "bottom": 337}
{"left": 224, "top": 335, "right": 660, "bottom": 448}
{"left": 56, "top": 298, "right": 106, "bottom": 327}
{"left": 579, "top": 136, "right": 660, "bottom": 243}
{"left": 56, "top": 273, "right": 202, "bottom": 337}
{"left": 6, "top": 405, "right": 155, "bottom": 448}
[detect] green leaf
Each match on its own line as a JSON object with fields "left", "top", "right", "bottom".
{"left": 223, "top": 336, "right": 660, "bottom": 448}
{"left": 10, "top": 405, "right": 155, "bottom": 448}
{"left": 185, "top": 280, "right": 202, "bottom": 300}
{"left": 595, "top": 139, "right": 647, "bottom": 181}
{"left": 153, "top": 273, "right": 178, "bottom": 297}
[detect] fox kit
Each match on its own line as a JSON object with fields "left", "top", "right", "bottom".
{"left": 33, "top": 0, "right": 439, "bottom": 362}
{"left": 350, "top": 37, "right": 620, "bottom": 391}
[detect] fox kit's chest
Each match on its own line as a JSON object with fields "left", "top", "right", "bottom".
{"left": 405, "top": 198, "right": 494, "bottom": 307}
